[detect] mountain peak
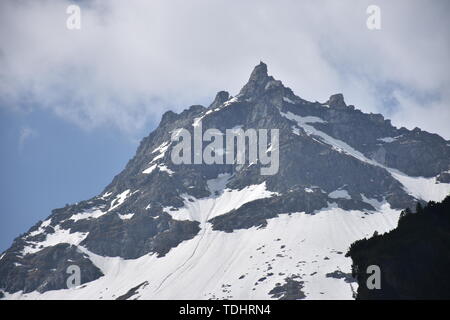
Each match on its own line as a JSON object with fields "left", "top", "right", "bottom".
{"left": 209, "top": 91, "right": 230, "bottom": 109}
{"left": 3, "top": 61, "right": 450, "bottom": 300}
{"left": 327, "top": 93, "right": 347, "bottom": 109}
{"left": 239, "top": 61, "right": 278, "bottom": 97}
{"left": 249, "top": 61, "right": 268, "bottom": 80}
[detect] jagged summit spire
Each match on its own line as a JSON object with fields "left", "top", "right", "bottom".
{"left": 327, "top": 93, "right": 347, "bottom": 109}
{"left": 209, "top": 90, "right": 230, "bottom": 109}
{"left": 239, "top": 61, "right": 277, "bottom": 97}
{"left": 249, "top": 61, "right": 268, "bottom": 81}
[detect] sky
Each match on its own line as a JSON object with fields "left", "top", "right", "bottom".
{"left": 0, "top": 0, "right": 449, "bottom": 252}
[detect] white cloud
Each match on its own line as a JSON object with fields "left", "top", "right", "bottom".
{"left": 389, "top": 90, "right": 450, "bottom": 137}
{"left": 18, "top": 126, "right": 37, "bottom": 151}
{"left": 0, "top": 0, "right": 449, "bottom": 138}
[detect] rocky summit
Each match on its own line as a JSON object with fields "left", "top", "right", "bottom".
{"left": 1, "top": 62, "right": 450, "bottom": 299}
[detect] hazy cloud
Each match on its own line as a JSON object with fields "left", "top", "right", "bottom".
{"left": 0, "top": 0, "right": 449, "bottom": 138}
{"left": 18, "top": 126, "right": 37, "bottom": 151}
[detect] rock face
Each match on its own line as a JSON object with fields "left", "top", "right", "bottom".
{"left": 327, "top": 94, "right": 347, "bottom": 109}
{"left": 1, "top": 62, "right": 450, "bottom": 299}
{"left": 0, "top": 244, "right": 102, "bottom": 294}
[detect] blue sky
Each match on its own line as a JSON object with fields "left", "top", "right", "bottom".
{"left": 0, "top": 107, "right": 141, "bottom": 251}
{"left": 0, "top": 0, "right": 449, "bottom": 252}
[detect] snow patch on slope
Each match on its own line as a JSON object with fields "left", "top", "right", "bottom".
{"left": 7, "top": 205, "right": 400, "bottom": 300}
{"left": 141, "top": 141, "right": 171, "bottom": 171}
{"left": 67, "top": 190, "right": 135, "bottom": 223}
{"left": 165, "top": 179, "right": 277, "bottom": 223}
{"left": 387, "top": 169, "right": 450, "bottom": 202}
{"left": 329, "top": 189, "right": 351, "bottom": 200}
{"left": 109, "top": 190, "right": 131, "bottom": 211}
{"left": 21, "top": 226, "right": 88, "bottom": 256}
{"left": 283, "top": 97, "right": 295, "bottom": 104}
{"left": 222, "top": 96, "right": 239, "bottom": 107}
{"left": 151, "top": 142, "right": 170, "bottom": 162}
{"left": 27, "top": 219, "right": 52, "bottom": 237}
{"left": 143, "top": 164, "right": 174, "bottom": 176}
{"left": 281, "top": 111, "right": 378, "bottom": 163}
{"left": 70, "top": 207, "right": 107, "bottom": 222}
{"left": 118, "top": 213, "right": 134, "bottom": 220}
{"left": 158, "top": 165, "right": 174, "bottom": 176}
{"left": 193, "top": 109, "right": 216, "bottom": 127}
{"left": 142, "top": 163, "right": 157, "bottom": 174}
{"left": 378, "top": 136, "right": 401, "bottom": 143}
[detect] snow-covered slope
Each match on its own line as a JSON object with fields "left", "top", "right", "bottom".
{"left": 4, "top": 202, "right": 399, "bottom": 300}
